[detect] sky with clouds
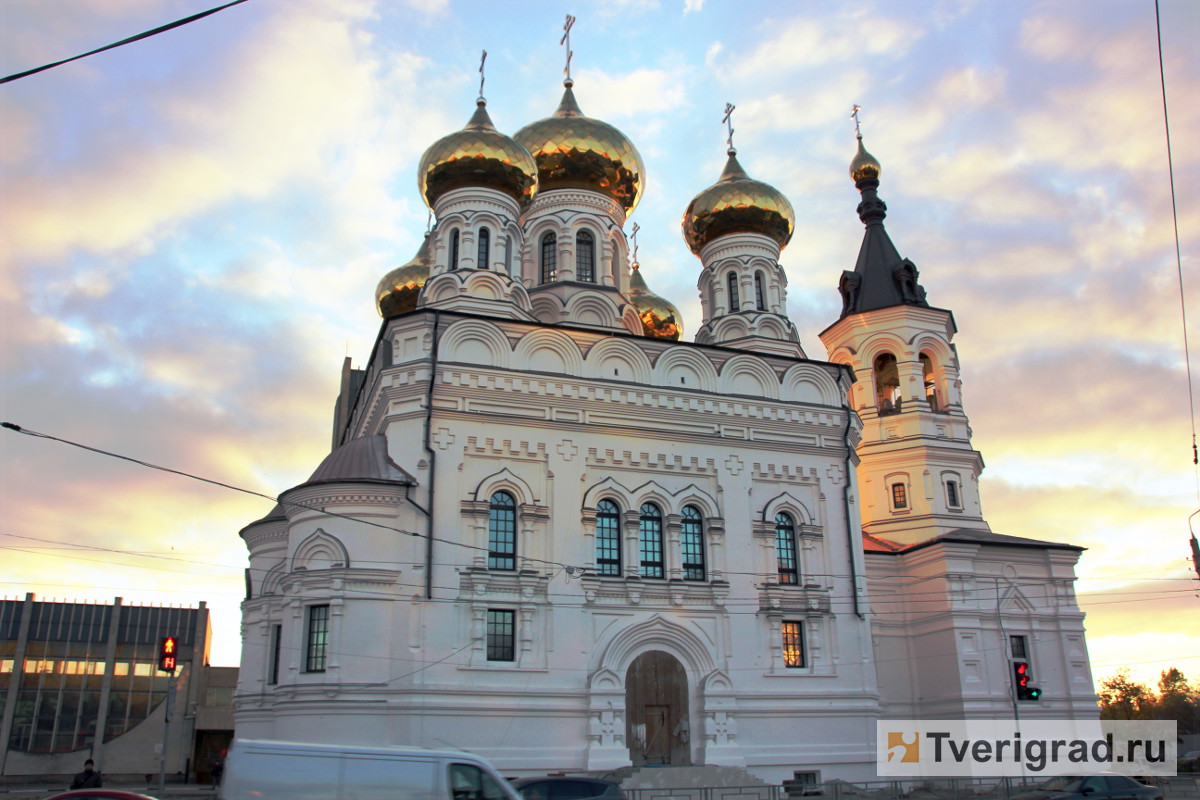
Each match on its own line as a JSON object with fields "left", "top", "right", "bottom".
{"left": 1, "top": 0, "right": 1197, "bottom": 689}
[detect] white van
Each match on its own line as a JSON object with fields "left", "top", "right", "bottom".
{"left": 220, "top": 738, "right": 524, "bottom": 800}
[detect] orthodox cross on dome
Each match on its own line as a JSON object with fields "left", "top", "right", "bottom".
{"left": 851, "top": 104, "right": 863, "bottom": 138}
{"left": 478, "top": 49, "right": 487, "bottom": 101}
{"left": 723, "top": 102, "right": 736, "bottom": 151}
{"left": 630, "top": 222, "right": 641, "bottom": 264}
{"left": 561, "top": 14, "right": 576, "bottom": 84}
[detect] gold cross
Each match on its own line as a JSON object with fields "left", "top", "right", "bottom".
{"left": 478, "top": 50, "right": 487, "bottom": 100}
{"left": 723, "top": 103, "right": 736, "bottom": 150}
{"left": 561, "top": 15, "right": 576, "bottom": 82}
{"left": 851, "top": 104, "right": 863, "bottom": 137}
{"left": 631, "top": 222, "right": 641, "bottom": 263}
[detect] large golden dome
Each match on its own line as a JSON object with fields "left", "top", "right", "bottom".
{"left": 514, "top": 81, "right": 645, "bottom": 213}
{"left": 682, "top": 148, "right": 795, "bottom": 256}
{"left": 419, "top": 99, "right": 538, "bottom": 209}
{"left": 376, "top": 235, "right": 431, "bottom": 318}
{"left": 627, "top": 263, "right": 682, "bottom": 341}
{"left": 850, "top": 135, "right": 881, "bottom": 183}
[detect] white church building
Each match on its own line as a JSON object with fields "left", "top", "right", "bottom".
{"left": 231, "top": 63, "right": 1097, "bottom": 782}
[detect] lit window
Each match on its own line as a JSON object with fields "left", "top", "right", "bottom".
{"left": 305, "top": 605, "right": 329, "bottom": 672}
{"left": 681, "top": 505, "right": 706, "bottom": 581}
{"left": 487, "top": 491, "right": 516, "bottom": 571}
{"left": 639, "top": 503, "right": 664, "bottom": 579}
{"left": 540, "top": 233, "right": 557, "bottom": 283}
{"left": 754, "top": 272, "right": 766, "bottom": 310}
{"left": 891, "top": 483, "right": 908, "bottom": 510}
{"left": 596, "top": 499, "right": 621, "bottom": 577}
{"left": 727, "top": 272, "right": 740, "bottom": 312}
{"left": 486, "top": 609, "right": 515, "bottom": 662}
{"left": 576, "top": 230, "right": 595, "bottom": 282}
{"left": 449, "top": 229, "right": 460, "bottom": 271}
{"left": 477, "top": 227, "right": 490, "bottom": 269}
{"left": 782, "top": 621, "right": 805, "bottom": 668}
{"left": 946, "top": 480, "right": 960, "bottom": 509}
{"left": 775, "top": 512, "right": 798, "bottom": 585}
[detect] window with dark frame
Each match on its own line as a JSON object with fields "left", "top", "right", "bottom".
{"left": 540, "top": 232, "right": 557, "bottom": 283}
{"left": 488, "top": 490, "right": 516, "bottom": 570}
{"left": 268, "top": 623, "right": 281, "bottom": 685}
{"left": 727, "top": 272, "right": 740, "bottom": 312}
{"left": 639, "top": 502, "right": 665, "bottom": 579}
{"left": 305, "top": 605, "right": 329, "bottom": 673}
{"left": 946, "top": 480, "right": 960, "bottom": 508}
{"left": 775, "top": 512, "right": 799, "bottom": 585}
{"left": 782, "top": 620, "right": 805, "bottom": 668}
{"left": 681, "top": 505, "right": 706, "bottom": 581}
{"left": 891, "top": 483, "right": 908, "bottom": 509}
{"left": 596, "top": 499, "right": 621, "bottom": 576}
{"left": 1010, "top": 634, "right": 1028, "bottom": 659}
{"left": 449, "top": 229, "right": 460, "bottom": 271}
{"left": 754, "top": 272, "right": 766, "bottom": 310}
{"left": 576, "top": 230, "right": 595, "bottom": 282}
{"left": 477, "top": 226, "right": 490, "bottom": 269}
{"left": 486, "top": 609, "right": 515, "bottom": 662}
{"left": 504, "top": 235, "right": 512, "bottom": 273}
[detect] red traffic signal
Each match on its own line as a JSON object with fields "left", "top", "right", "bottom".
{"left": 1012, "top": 660, "right": 1040, "bottom": 701}
{"left": 159, "top": 636, "right": 178, "bottom": 674}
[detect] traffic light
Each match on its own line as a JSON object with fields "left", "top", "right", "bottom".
{"left": 1012, "top": 660, "right": 1041, "bottom": 701}
{"left": 159, "top": 636, "right": 178, "bottom": 674}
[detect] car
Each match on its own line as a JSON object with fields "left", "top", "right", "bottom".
{"left": 511, "top": 777, "right": 626, "bottom": 800}
{"left": 1179, "top": 750, "right": 1200, "bottom": 772}
{"left": 1012, "top": 775, "right": 1162, "bottom": 800}
{"left": 43, "top": 792, "right": 161, "bottom": 800}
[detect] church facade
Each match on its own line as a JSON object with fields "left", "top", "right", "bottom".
{"left": 231, "top": 70, "right": 1096, "bottom": 782}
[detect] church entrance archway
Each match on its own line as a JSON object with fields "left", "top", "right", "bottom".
{"left": 625, "top": 650, "right": 691, "bottom": 767}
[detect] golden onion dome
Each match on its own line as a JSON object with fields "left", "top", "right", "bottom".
{"left": 682, "top": 148, "right": 795, "bottom": 256}
{"left": 376, "top": 235, "right": 431, "bottom": 318}
{"left": 850, "top": 135, "right": 881, "bottom": 183}
{"left": 514, "top": 81, "right": 645, "bottom": 213}
{"left": 418, "top": 99, "right": 538, "bottom": 209}
{"left": 627, "top": 262, "right": 683, "bottom": 341}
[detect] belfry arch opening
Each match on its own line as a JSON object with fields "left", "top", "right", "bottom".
{"left": 625, "top": 650, "right": 691, "bottom": 767}
{"left": 920, "top": 352, "right": 945, "bottom": 412}
{"left": 874, "top": 353, "right": 900, "bottom": 414}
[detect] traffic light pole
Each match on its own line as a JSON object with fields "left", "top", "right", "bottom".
{"left": 158, "top": 672, "right": 174, "bottom": 792}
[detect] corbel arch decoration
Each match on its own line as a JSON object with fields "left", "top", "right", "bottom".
{"left": 513, "top": 328, "right": 585, "bottom": 376}
{"left": 440, "top": 319, "right": 512, "bottom": 368}
{"left": 593, "top": 613, "right": 717, "bottom": 677}
{"left": 470, "top": 467, "right": 539, "bottom": 505}
{"left": 291, "top": 529, "right": 350, "bottom": 572}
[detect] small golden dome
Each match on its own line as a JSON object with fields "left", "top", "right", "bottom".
{"left": 376, "top": 235, "right": 431, "bottom": 318}
{"left": 682, "top": 149, "right": 795, "bottom": 255}
{"left": 628, "top": 263, "right": 683, "bottom": 341}
{"left": 514, "top": 81, "right": 645, "bottom": 213}
{"left": 850, "top": 135, "right": 881, "bottom": 183}
{"left": 418, "top": 100, "right": 538, "bottom": 209}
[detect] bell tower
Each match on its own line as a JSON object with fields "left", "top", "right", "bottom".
{"left": 819, "top": 128, "right": 988, "bottom": 545}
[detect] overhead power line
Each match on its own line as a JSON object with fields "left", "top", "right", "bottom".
{"left": 0, "top": 0, "right": 249, "bottom": 85}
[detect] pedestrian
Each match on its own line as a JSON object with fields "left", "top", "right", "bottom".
{"left": 70, "top": 757, "right": 102, "bottom": 789}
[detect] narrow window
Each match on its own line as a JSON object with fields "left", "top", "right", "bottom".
{"left": 782, "top": 621, "right": 805, "bottom": 668}
{"left": 477, "top": 227, "right": 490, "bottom": 269}
{"left": 681, "top": 505, "right": 706, "bottom": 581}
{"left": 268, "top": 624, "right": 281, "bottom": 685}
{"left": 727, "top": 272, "right": 740, "bottom": 312}
{"left": 504, "top": 235, "right": 513, "bottom": 274}
{"left": 775, "top": 512, "right": 798, "bottom": 585}
{"left": 487, "top": 491, "right": 516, "bottom": 570}
{"left": 755, "top": 272, "right": 767, "bottom": 310}
{"left": 1009, "top": 634, "right": 1028, "bottom": 660}
{"left": 576, "top": 230, "right": 595, "bottom": 282}
{"left": 540, "top": 232, "right": 557, "bottom": 283}
{"left": 875, "top": 353, "right": 900, "bottom": 413}
{"left": 921, "top": 353, "right": 939, "bottom": 410}
{"left": 449, "top": 229, "right": 460, "bottom": 271}
{"left": 486, "top": 609, "right": 515, "bottom": 662}
{"left": 946, "top": 480, "right": 960, "bottom": 509}
{"left": 596, "top": 499, "right": 621, "bottom": 577}
{"left": 304, "top": 605, "right": 329, "bottom": 673}
{"left": 891, "top": 483, "right": 908, "bottom": 510}
{"left": 639, "top": 503, "right": 664, "bottom": 579}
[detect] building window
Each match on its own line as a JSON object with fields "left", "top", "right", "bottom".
{"left": 486, "top": 609, "right": 515, "bottom": 662}
{"left": 639, "top": 502, "right": 664, "bottom": 579}
{"left": 576, "top": 230, "right": 595, "bottom": 282}
{"left": 540, "top": 232, "right": 557, "bottom": 283}
{"left": 727, "top": 272, "right": 740, "bottom": 312}
{"left": 754, "top": 272, "right": 766, "bottom": 310}
{"left": 488, "top": 490, "right": 516, "bottom": 571}
{"left": 504, "top": 235, "right": 513, "bottom": 273}
{"left": 1010, "top": 634, "right": 1028, "bottom": 660}
{"left": 946, "top": 479, "right": 961, "bottom": 509}
{"left": 596, "top": 499, "right": 621, "bottom": 577}
{"left": 681, "top": 505, "right": 706, "bottom": 581}
{"left": 891, "top": 483, "right": 908, "bottom": 510}
{"left": 305, "top": 605, "right": 329, "bottom": 673}
{"left": 477, "top": 226, "right": 490, "bottom": 269}
{"left": 268, "top": 624, "right": 281, "bottom": 685}
{"left": 449, "top": 229, "right": 460, "bottom": 271}
{"left": 775, "top": 512, "right": 798, "bottom": 585}
{"left": 782, "top": 621, "right": 805, "bottom": 668}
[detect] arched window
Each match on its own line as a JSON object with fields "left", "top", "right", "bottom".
{"left": 576, "top": 230, "right": 595, "bottom": 282}
{"left": 540, "top": 232, "right": 557, "bottom": 283}
{"left": 681, "top": 505, "right": 706, "bottom": 581}
{"left": 596, "top": 499, "right": 621, "bottom": 576}
{"left": 920, "top": 352, "right": 940, "bottom": 411}
{"left": 874, "top": 353, "right": 900, "bottom": 414}
{"left": 477, "top": 227, "right": 490, "bottom": 269}
{"left": 775, "top": 512, "right": 798, "bottom": 585}
{"left": 504, "top": 235, "right": 513, "bottom": 274}
{"left": 727, "top": 272, "right": 740, "bottom": 312}
{"left": 449, "top": 228, "right": 460, "bottom": 271}
{"left": 639, "top": 503, "right": 664, "bottom": 578}
{"left": 488, "top": 491, "right": 516, "bottom": 570}
{"left": 754, "top": 272, "right": 766, "bottom": 311}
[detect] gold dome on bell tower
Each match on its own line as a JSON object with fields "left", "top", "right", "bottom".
{"left": 682, "top": 147, "right": 795, "bottom": 256}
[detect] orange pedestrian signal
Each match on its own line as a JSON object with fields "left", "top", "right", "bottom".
{"left": 159, "top": 636, "right": 178, "bottom": 673}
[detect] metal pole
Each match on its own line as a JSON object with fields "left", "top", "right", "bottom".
{"left": 158, "top": 673, "right": 174, "bottom": 791}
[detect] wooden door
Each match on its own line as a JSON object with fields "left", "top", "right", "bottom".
{"left": 625, "top": 651, "right": 690, "bottom": 766}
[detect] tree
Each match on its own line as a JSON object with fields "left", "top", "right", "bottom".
{"left": 1155, "top": 668, "right": 1200, "bottom": 736}
{"left": 1098, "top": 669, "right": 1154, "bottom": 720}
{"left": 1097, "top": 667, "right": 1200, "bottom": 735}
